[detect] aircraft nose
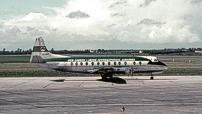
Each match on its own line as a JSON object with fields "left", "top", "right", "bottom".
{"left": 159, "top": 61, "right": 168, "bottom": 71}
{"left": 148, "top": 61, "right": 168, "bottom": 71}
{"left": 160, "top": 61, "right": 167, "bottom": 67}
{"left": 148, "top": 61, "right": 167, "bottom": 66}
{"left": 162, "top": 63, "right": 168, "bottom": 71}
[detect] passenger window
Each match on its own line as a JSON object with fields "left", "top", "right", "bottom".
{"left": 124, "top": 62, "right": 127, "bottom": 65}
{"left": 80, "top": 62, "right": 83, "bottom": 66}
{"left": 118, "top": 62, "right": 121, "bottom": 65}
{"left": 91, "top": 62, "right": 94, "bottom": 66}
{"left": 133, "top": 62, "right": 136, "bottom": 65}
{"left": 86, "top": 62, "right": 88, "bottom": 66}
{"left": 97, "top": 62, "right": 100, "bottom": 66}
{"left": 71, "top": 62, "right": 73, "bottom": 66}
{"left": 102, "top": 62, "right": 105, "bottom": 65}
{"left": 108, "top": 62, "right": 110, "bottom": 66}
{"left": 139, "top": 62, "right": 142, "bottom": 65}
{"left": 75, "top": 62, "right": 78, "bottom": 66}
{"left": 114, "top": 62, "right": 116, "bottom": 65}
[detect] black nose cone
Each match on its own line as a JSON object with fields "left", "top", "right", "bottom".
{"left": 148, "top": 61, "right": 167, "bottom": 66}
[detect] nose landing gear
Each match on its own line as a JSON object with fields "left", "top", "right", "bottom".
{"left": 150, "top": 76, "right": 154, "bottom": 80}
{"left": 150, "top": 74, "right": 154, "bottom": 80}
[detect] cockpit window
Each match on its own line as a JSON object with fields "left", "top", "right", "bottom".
{"left": 154, "top": 59, "right": 158, "bottom": 62}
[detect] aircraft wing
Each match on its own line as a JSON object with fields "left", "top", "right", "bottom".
{"left": 87, "top": 67, "right": 129, "bottom": 74}
{"left": 87, "top": 67, "right": 115, "bottom": 74}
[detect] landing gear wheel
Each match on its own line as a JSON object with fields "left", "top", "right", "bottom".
{"left": 101, "top": 74, "right": 107, "bottom": 80}
{"left": 150, "top": 76, "right": 154, "bottom": 80}
{"left": 108, "top": 74, "right": 113, "bottom": 78}
{"left": 101, "top": 73, "right": 113, "bottom": 80}
{"left": 101, "top": 76, "right": 107, "bottom": 80}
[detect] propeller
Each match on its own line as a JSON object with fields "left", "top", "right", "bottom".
{"left": 130, "top": 68, "right": 134, "bottom": 79}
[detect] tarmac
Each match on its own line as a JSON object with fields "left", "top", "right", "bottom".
{"left": 1, "top": 76, "right": 202, "bottom": 114}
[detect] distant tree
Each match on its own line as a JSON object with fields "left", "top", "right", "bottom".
{"left": 51, "top": 48, "right": 54, "bottom": 53}
{"left": 29, "top": 48, "right": 32, "bottom": 52}
{"left": 3, "top": 48, "right": 6, "bottom": 52}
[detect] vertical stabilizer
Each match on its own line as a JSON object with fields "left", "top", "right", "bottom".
{"left": 33, "top": 37, "right": 48, "bottom": 52}
{"left": 30, "top": 37, "right": 50, "bottom": 63}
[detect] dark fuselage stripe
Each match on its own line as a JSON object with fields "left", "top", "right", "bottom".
{"left": 44, "top": 56, "right": 150, "bottom": 62}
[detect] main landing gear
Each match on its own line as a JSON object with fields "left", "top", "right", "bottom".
{"left": 101, "top": 73, "right": 113, "bottom": 80}
{"left": 150, "top": 74, "right": 154, "bottom": 80}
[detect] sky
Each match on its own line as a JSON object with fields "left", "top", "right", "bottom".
{"left": 0, "top": 0, "right": 202, "bottom": 50}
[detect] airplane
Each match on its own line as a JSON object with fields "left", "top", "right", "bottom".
{"left": 30, "top": 37, "right": 168, "bottom": 80}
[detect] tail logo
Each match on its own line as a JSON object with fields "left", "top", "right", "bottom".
{"left": 40, "top": 46, "right": 46, "bottom": 52}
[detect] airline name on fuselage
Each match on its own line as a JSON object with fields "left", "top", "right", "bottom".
{"left": 42, "top": 53, "right": 49, "bottom": 55}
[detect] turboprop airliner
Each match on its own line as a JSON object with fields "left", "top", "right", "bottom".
{"left": 30, "top": 37, "right": 167, "bottom": 80}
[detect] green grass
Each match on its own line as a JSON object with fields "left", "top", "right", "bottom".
{"left": 0, "top": 70, "right": 71, "bottom": 77}
{"left": 162, "top": 68, "right": 202, "bottom": 76}
{"left": 0, "top": 55, "right": 30, "bottom": 63}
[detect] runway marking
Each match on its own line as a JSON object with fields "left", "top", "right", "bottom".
{"left": 6, "top": 82, "right": 27, "bottom": 90}
{"left": 78, "top": 82, "right": 84, "bottom": 87}
{"left": 34, "top": 103, "right": 202, "bottom": 107}
{"left": 43, "top": 83, "right": 53, "bottom": 88}
{"left": 0, "top": 98, "right": 36, "bottom": 108}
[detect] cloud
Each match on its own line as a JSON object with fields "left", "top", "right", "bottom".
{"left": 137, "top": 19, "right": 166, "bottom": 26}
{"left": 29, "top": 29, "right": 45, "bottom": 36}
{"left": 140, "top": 0, "right": 156, "bottom": 7}
{"left": 5, "top": 27, "right": 21, "bottom": 37}
{"left": 0, "top": 0, "right": 202, "bottom": 50}
{"left": 27, "top": 27, "right": 35, "bottom": 31}
{"left": 109, "top": 0, "right": 127, "bottom": 8}
{"left": 66, "top": 10, "right": 90, "bottom": 18}
{"left": 191, "top": 0, "right": 202, "bottom": 4}
{"left": 111, "top": 13, "right": 126, "bottom": 17}
{"left": 0, "top": 22, "right": 5, "bottom": 29}
{"left": 23, "top": 12, "right": 47, "bottom": 21}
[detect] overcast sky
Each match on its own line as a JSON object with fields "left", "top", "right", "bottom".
{"left": 0, "top": 0, "right": 202, "bottom": 50}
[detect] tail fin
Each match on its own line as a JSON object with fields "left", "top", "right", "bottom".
{"left": 33, "top": 37, "right": 48, "bottom": 52}
{"left": 30, "top": 37, "right": 50, "bottom": 63}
